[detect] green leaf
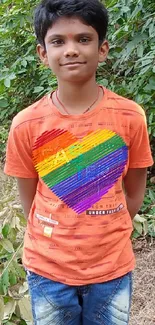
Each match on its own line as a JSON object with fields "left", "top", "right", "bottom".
{"left": 149, "top": 112, "right": 154, "bottom": 124}
{"left": 121, "top": 6, "right": 130, "bottom": 13}
{"left": 0, "top": 109, "right": 8, "bottom": 119}
{"left": 149, "top": 23, "right": 154, "bottom": 37}
{"left": 2, "top": 224, "right": 11, "bottom": 238}
{"left": 100, "top": 79, "right": 109, "bottom": 87}
{"left": 12, "top": 261, "right": 26, "bottom": 279}
{"left": 0, "top": 207, "right": 9, "bottom": 218}
{"left": 4, "top": 300, "right": 16, "bottom": 321}
{"left": 142, "top": 17, "right": 153, "bottom": 32}
{"left": 0, "top": 270, "right": 9, "bottom": 295}
{"left": 0, "top": 280, "right": 4, "bottom": 295}
{"left": 33, "top": 86, "right": 45, "bottom": 93}
{"left": 149, "top": 189, "right": 155, "bottom": 203}
{"left": 133, "top": 214, "right": 149, "bottom": 236}
{"left": 125, "top": 66, "right": 133, "bottom": 76}
{"left": 0, "top": 297, "right": 4, "bottom": 322}
{"left": 139, "top": 65, "right": 151, "bottom": 75}
{"left": 1, "top": 239, "right": 14, "bottom": 253}
{"left": 148, "top": 221, "right": 155, "bottom": 237}
{"left": 18, "top": 297, "right": 32, "bottom": 322}
{"left": 21, "top": 60, "right": 27, "bottom": 67}
{"left": 120, "top": 34, "right": 148, "bottom": 63}
{"left": 4, "top": 78, "right": 11, "bottom": 88}
{"left": 143, "top": 220, "right": 148, "bottom": 236}
{"left": 130, "top": 3, "right": 142, "bottom": 19}
{"left": 9, "top": 73, "right": 16, "bottom": 80}
{"left": 134, "top": 214, "right": 147, "bottom": 223}
{"left": 141, "top": 59, "right": 152, "bottom": 67}
{"left": 16, "top": 212, "right": 27, "bottom": 227}
{"left": 9, "top": 272, "right": 17, "bottom": 286}
{"left": 18, "top": 282, "right": 28, "bottom": 294}
{"left": 0, "top": 99, "right": 9, "bottom": 108}
{"left": 8, "top": 228, "right": 17, "bottom": 243}
{"left": 132, "top": 229, "right": 141, "bottom": 239}
{"left": 133, "top": 221, "right": 143, "bottom": 235}
{"left": 19, "top": 320, "right": 27, "bottom": 325}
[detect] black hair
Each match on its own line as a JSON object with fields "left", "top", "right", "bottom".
{"left": 34, "top": 0, "right": 108, "bottom": 48}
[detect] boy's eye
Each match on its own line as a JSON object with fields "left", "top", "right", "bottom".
{"left": 51, "top": 39, "right": 64, "bottom": 45}
{"left": 79, "top": 37, "right": 90, "bottom": 43}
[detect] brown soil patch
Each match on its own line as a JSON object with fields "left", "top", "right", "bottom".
{"left": 130, "top": 239, "right": 155, "bottom": 325}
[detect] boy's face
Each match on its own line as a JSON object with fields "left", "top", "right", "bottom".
{"left": 37, "top": 17, "right": 109, "bottom": 83}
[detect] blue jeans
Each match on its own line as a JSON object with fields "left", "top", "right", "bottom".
{"left": 26, "top": 271, "right": 132, "bottom": 325}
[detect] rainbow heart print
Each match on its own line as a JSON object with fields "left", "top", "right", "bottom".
{"left": 32, "top": 129, "right": 128, "bottom": 214}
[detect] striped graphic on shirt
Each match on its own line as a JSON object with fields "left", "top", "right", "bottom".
{"left": 32, "top": 129, "right": 128, "bottom": 214}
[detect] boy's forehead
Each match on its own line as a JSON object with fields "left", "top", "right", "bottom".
{"left": 46, "top": 17, "right": 97, "bottom": 38}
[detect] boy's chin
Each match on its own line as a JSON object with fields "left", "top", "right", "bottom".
{"left": 60, "top": 73, "right": 94, "bottom": 84}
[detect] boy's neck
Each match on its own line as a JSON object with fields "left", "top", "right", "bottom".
{"left": 56, "top": 77, "right": 101, "bottom": 113}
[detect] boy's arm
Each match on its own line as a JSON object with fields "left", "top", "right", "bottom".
{"left": 17, "top": 178, "right": 38, "bottom": 219}
{"left": 123, "top": 168, "right": 147, "bottom": 220}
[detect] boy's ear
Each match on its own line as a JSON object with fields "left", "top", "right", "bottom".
{"left": 98, "top": 40, "right": 109, "bottom": 63}
{"left": 37, "top": 44, "right": 49, "bottom": 67}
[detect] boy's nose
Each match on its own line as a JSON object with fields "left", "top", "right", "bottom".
{"left": 64, "top": 48, "right": 79, "bottom": 58}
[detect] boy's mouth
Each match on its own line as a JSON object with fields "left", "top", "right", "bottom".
{"left": 61, "top": 61, "right": 86, "bottom": 66}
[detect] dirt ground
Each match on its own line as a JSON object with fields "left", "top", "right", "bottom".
{"left": 0, "top": 168, "right": 155, "bottom": 325}
{"left": 130, "top": 239, "right": 155, "bottom": 325}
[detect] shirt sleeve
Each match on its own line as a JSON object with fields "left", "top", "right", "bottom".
{"left": 4, "top": 117, "right": 38, "bottom": 178}
{"left": 128, "top": 109, "right": 154, "bottom": 168}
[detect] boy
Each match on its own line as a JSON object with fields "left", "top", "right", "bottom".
{"left": 4, "top": 0, "right": 153, "bottom": 324}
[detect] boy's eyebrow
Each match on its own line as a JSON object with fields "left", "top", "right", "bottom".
{"left": 76, "top": 32, "right": 94, "bottom": 37}
{"left": 48, "top": 34, "right": 64, "bottom": 39}
{"left": 47, "top": 32, "right": 94, "bottom": 39}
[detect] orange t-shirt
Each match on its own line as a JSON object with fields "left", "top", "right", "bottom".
{"left": 4, "top": 87, "right": 153, "bottom": 285}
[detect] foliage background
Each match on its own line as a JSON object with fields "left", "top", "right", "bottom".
{"left": 0, "top": 0, "right": 155, "bottom": 323}
{"left": 0, "top": 0, "right": 155, "bottom": 157}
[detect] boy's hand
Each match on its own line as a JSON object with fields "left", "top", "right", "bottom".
{"left": 123, "top": 168, "right": 147, "bottom": 220}
{"left": 17, "top": 178, "right": 38, "bottom": 219}
{"left": 16, "top": 168, "right": 147, "bottom": 220}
